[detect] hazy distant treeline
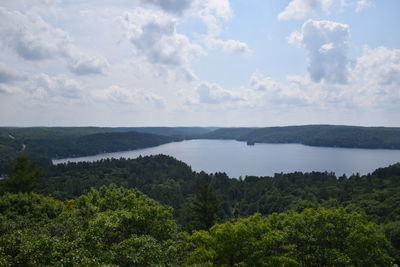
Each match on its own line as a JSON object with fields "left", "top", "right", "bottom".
{"left": 204, "top": 125, "right": 400, "bottom": 149}
{"left": 1, "top": 125, "right": 400, "bottom": 175}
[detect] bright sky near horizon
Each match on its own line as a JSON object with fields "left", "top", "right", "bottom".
{"left": 0, "top": 0, "right": 399, "bottom": 127}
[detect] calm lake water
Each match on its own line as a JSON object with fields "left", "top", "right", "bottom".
{"left": 53, "top": 139, "right": 400, "bottom": 178}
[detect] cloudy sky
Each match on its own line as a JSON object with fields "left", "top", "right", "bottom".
{"left": 0, "top": 0, "right": 399, "bottom": 127}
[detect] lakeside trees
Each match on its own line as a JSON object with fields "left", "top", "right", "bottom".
{"left": 2, "top": 125, "right": 400, "bottom": 175}
{"left": 204, "top": 125, "right": 400, "bottom": 149}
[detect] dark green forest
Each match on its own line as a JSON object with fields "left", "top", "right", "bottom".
{"left": 1, "top": 155, "right": 400, "bottom": 266}
{"left": 0, "top": 127, "right": 220, "bottom": 175}
{"left": 2, "top": 125, "right": 400, "bottom": 175}
{"left": 204, "top": 125, "right": 400, "bottom": 149}
{"left": 1, "top": 126, "right": 400, "bottom": 265}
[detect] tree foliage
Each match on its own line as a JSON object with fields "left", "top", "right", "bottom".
{"left": 0, "top": 156, "right": 43, "bottom": 194}
{"left": 1, "top": 153, "right": 400, "bottom": 265}
{"left": 0, "top": 185, "right": 185, "bottom": 266}
{"left": 187, "top": 184, "right": 221, "bottom": 230}
{"left": 187, "top": 208, "right": 394, "bottom": 266}
{"left": 204, "top": 125, "right": 400, "bottom": 149}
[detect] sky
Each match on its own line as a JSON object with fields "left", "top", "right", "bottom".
{"left": 0, "top": 0, "right": 399, "bottom": 127}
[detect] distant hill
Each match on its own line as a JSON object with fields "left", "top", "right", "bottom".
{"left": 2, "top": 124, "right": 400, "bottom": 175}
{"left": 0, "top": 126, "right": 217, "bottom": 140}
{"left": 203, "top": 125, "right": 400, "bottom": 149}
{"left": 118, "top": 127, "right": 218, "bottom": 138}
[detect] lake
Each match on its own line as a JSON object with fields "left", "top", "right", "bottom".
{"left": 53, "top": 139, "right": 400, "bottom": 178}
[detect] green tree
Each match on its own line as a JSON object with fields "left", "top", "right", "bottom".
{"left": 0, "top": 156, "right": 43, "bottom": 194}
{"left": 186, "top": 213, "right": 298, "bottom": 266}
{"left": 381, "top": 221, "right": 400, "bottom": 263}
{"left": 278, "top": 207, "right": 394, "bottom": 266}
{"left": 187, "top": 184, "right": 221, "bottom": 230}
{"left": 186, "top": 207, "right": 394, "bottom": 266}
{"left": 0, "top": 185, "right": 187, "bottom": 266}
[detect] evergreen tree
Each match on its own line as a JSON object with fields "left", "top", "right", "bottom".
{"left": 188, "top": 184, "right": 221, "bottom": 230}
{"left": 0, "top": 156, "right": 43, "bottom": 194}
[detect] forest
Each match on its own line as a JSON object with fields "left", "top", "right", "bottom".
{"left": 2, "top": 125, "right": 400, "bottom": 175}
{"left": 0, "top": 155, "right": 399, "bottom": 266}
{"left": 0, "top": 127, "right": 218, "bottom": 175}
{"left": 204, "top": 125, "right": 400, "bottom": 149}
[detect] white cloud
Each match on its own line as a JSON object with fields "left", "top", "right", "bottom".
{"left": 244, "top": 45, "right": 400, "bottom": 110}
{"left": 0, "top": 7, "right": 72, "bottom": 61}
{"left": 143, "top": 92, "right": 166, "bottom": 109}
{"left": 118, "top": 8, "right": 204, "bottom": 80}
{"left": 348, "top": 46, "right": 400, "bottom": 106}
{"left": 28, "top": 73, "right": 84, "bottom": 100}
{"left": 1, "top": 0, "right": 60, "bottom": 10}
{"left": 68, "top": 56, "right": 109, "bottom": 76}
{"left": 278, "top": 0, "right": 334, "bottom": 21}
{"left": 0, "top": 63, "right": 26, "bottom": 83}
{"left": 249, "top": 73, "right": 310, "bottom": 107}
{"left": 196, "top": 81, "right": 244, "bottom": 104}
{"left": 92, "top": 85, "right": 138, "bottom": 104}
{"left": 91, "top": 85, "right": 166, "bottom": 108}
{"left": 289, "top": 19, "right": 350, "bottom": 84}
{"left": 250, "top": 73, "right": 282, "bottom": 92}
{"left": 203, "top": 0, "right": 232, "bottom": 21}
{"left": 205, "top": 38, "right": 250, "bottom": 54}
{"left": 137, "top": 0, "right": 197, "bottom": 15}
{"left": 193, "top": 0, "right": 250, "bottom": 55}
{"left": 0, "top": 83, "right": 19, "bottom": 94}
{"left": 355, "top": 0, "right": 372, "bottom": 12}
{"left": 0, "top": 7, "right": 108, "bottom": 76}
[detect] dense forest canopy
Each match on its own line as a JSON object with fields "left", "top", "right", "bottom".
{"left": 2, "top": 155, "right": 395, "bottom": 264}
{"left": 0, "top": 155, "right": 399, "bottom": 265}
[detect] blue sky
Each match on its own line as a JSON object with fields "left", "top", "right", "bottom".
{"left": 0, "top": 0, "right": 399, "bottom": 127}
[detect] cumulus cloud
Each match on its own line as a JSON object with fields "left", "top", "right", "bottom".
{"left": 197, "top": 82, "right": 244, "bottom": 104}
{"left": 143, "top": 92, "right": 166, "bottom": 109}
{"left": 1, "top": 0, "right": 60, "bottom": 10}
{"left": 205, "top": 38, "right": 250, "bottom": 54}
{"left": 194, "top": 0, "right": 249, "bottom": 55}
{"left": 183, "top": 75, "right": 311, "bottom": 109}
{"left": 118, "top": 8, "right": 203, "bottom": 80}
{"left": 202, "top": 0, "right": 233, "bottom": 21}
{"left": 92, "top": 85, "right": 137, "bottom": 104}
{"left": 355, "top": 0, "right": 372, "bottom": 12}
{"left": 249, "top": 73, "right": 310, "bottom": 106}
{"left": 0, "top": 7, "right": 72, "bottom": 61}
{"left": 68, "top": 56, "right": 109, "bottom": 76}
{"left": 0, "top": 84, "right": 19, "bottom": 94}
{"left": 138, "top": 0, "right": 196, "bottom": 15}
{"left": 250, "top": 73, "right": 281, "bottom": 92}
{"left": 0, "top": 63, "right": 26, "bottom": 83}
{"left": 0, "top": 7, "right": 108, "bottom": 76}
{"left": 28, "top": 73, "right": 83, "bottom": 100}
{"left": 348, "top": 46, "right": 400, "bottom": 106}
{"left": 0, "top": 63, "right": 25, "bottom": 94}
{"left": 244, "top": 45, "right": 400, "bottom": 110}
{"left": 92, "top": 85, "right": 166, "bottom": 108}
{"left": 289, "top": 19, "right": 350, "bottom": 84}
{"left": 278, "top": 0, "right": 333, "bottom": 21}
